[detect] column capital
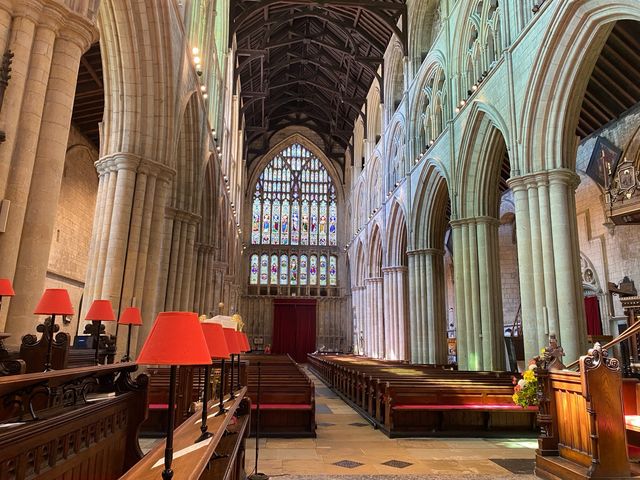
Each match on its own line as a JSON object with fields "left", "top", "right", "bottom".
{"left": 450, "top": 216, "right": 500, "bottom": 228}
{"left": 139, "top": 157, "right": 177, "bottom": 182}
{"left": 57, "top": 4, "right": 98, "bottom": 51}
{"left": 382, "top": 265, "right": 408, "bottom": 273}
{"left": 166, "top": 206, "right": 202, "bottom": 225}
{"left": 10, "top": 0, "right": 43, "bottom": 23}
{"left": 407, "top": 248, "right": 445, "bottom": 257}
{"left": 507, "top": 168, "right": 580, "bottom": 191}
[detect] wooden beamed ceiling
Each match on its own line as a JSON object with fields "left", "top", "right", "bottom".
{"left": 72, "top": 42, "right": 104, "bottom": 148}
{"left": 232, "top": 0, "right": 407, "bottom": 169}
{"left": 578, "top": 20, "right": 640, "bottom": 139}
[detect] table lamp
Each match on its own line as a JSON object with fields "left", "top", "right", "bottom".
{"left": 0, "top": 279, "right": 15, "bottom": 314}
{"left": 34, "top": 288, "right": 74, "bottom": 371}
{"left": 137, "top": 311, "right": 211, "bottom": 480}
{"left": 85, "top": 299, "right": 116, "bottom": 365}
{"left": 198, "top": 321, "right": 230, "bottom": 440}
{"left": 223, "top": 327, "right": 241, "bottom": 399}
{"left": 118, "top": 307, "right": 143, "bottom": 361}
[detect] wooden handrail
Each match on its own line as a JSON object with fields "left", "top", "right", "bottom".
{"left": 120, "top": 387, "right": 248, "bottom": 480}
{"left": 0, "top": 362, "right": 138, "bottom": 397}
{"left": 565, "top": 319, "right": 640, "bottom": 369}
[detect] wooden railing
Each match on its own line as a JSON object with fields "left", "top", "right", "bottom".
{"left": 0, "top": 363, "right": 148, "bottom": 479}
{"left": 121, "top": 387, "right": 250, "bottom": 480}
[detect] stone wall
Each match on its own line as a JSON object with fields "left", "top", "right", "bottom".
{"left": 45, "top": 125, "right": 98, "bottom": 337}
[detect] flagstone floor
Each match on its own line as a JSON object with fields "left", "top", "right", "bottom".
{"left": 244, "top": 367, "right": 538, "bottom": 479}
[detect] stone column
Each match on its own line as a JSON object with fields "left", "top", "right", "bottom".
{"left": 509, "top": 169, "right": 585, "bottom": 363}
{"left": 374, "top": 277, "right": 385, "bottom": 358}
{"left": 382, "top": 267, "right": 394, "bottom": 358}
{"left": 4, "top": 16, "right": 96, "bottom": 340}
{"left": 161, "top": 208, "right": 200, "bottom": 311}
{"left": 450, "top": 217, "right": 504, "bottom": 370}
{"left": 408, "top": 250, "right": 447, "bottom": 364}
{"left": 395, "top": 266, "right": 409, "bottom": 361}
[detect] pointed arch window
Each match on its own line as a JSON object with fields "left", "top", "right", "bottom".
{"left": 251, "top": 143, "right": 337, "bottom": 246}
{"left": 248, "top": 142, "right": 340, "bottom": 292}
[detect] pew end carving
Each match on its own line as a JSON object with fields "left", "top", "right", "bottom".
{"left": 535, "top": 341, "right": 631, "bottom": 480}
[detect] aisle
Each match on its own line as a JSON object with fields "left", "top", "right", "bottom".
{"left": 245, "top": 367, "right": 537, "bottom": 479}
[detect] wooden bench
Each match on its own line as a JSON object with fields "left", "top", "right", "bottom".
{"left": 140, "top": 365, "right": 199, "bottom": 436}
{"left": 0, "top": 362, "right": 148, "bottom": 479}
{"left": 308, "top": 353, "right": 535, "bottom": 437}
{"left": 535, "top": 342, "right": 632, "bottom": 479}
{"left": 244, "top": 354, "right": 316, "bottom": 437}
{"left": 121, "top": 388, "right": 250, "bottom": 480}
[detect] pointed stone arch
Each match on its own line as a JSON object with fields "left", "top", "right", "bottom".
{"left": 521, "top": 1, "right": 640, "bottom": 174}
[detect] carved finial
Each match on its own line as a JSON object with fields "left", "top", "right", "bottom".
{"left": 540, "top": 333, "right": 566, "bottom": 370}
{"left": 218, "top": 302, "right": 224, "bottom": 314}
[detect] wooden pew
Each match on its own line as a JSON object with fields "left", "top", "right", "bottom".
{"left": 121, "top": 388, "right": 250, "bottom": 480}
{"left": 535, "top": 343, "right": 632, "bottom": 480}
{"left": 244, "top": 354, "right": 316, "bottom": 437}
{"left": 0, "top": 362, "right": 148, "bottom": 479}
{"left": 308, "top": 353, "right": 535, "bottom": 437}
{"left": 140, "top": 365, "right": 199, "bottom": 436}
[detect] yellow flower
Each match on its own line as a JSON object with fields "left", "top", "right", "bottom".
{"left": 523, "top": 370, "right": 535, "bottom": 382}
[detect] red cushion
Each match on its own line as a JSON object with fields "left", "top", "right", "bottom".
{"left": 393, "top": 404, "right": 537, "bottom": 411}
{"left": 148, "top": 403, "right": 177, "bottom": 410}
{"left": 251, "top": 404, "right": 312, "bottom": 410}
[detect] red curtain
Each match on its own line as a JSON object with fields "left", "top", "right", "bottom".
{"left": 272, "top": 299, "right": 317, "bottom": 362}
{"left": 584, "top": 296, "right": 602, "bottom": 336}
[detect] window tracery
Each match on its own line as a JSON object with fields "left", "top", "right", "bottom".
{"left": 248, "top": 142, "right": 339, "bottom": 292}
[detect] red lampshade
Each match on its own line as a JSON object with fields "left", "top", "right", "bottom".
{"left": 0, "top": 279, "right": 15, "bottom": 297}
{"left": 34, "top": 288, "right": 74, "bottom": 315}
{"left": 240, "top": 332, "right": 250, "bottom": 352}
{"left": 137, "top": 311, "right": 212, "bottom": 365}
{"left": 201, "top": 322, "right": 230, "bottom": 359}
{"left": 119, "top": 307, "right": 143, "bottom": 325}
{"left": 223, "top": 327, "right": 241, "bottom": 354}
{"left": 85, "top": 299, "right": 116, "bottom": 322}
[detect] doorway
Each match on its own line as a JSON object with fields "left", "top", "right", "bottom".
{"left": 272, "top": 298, "right": 317, "bottom": 363}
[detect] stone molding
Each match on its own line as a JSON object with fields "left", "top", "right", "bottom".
{"left": 382, "top": 266, "right": 408, "bottom": 273}
{"left": 95, "top": 153, "right": 176, "bottom": 181}
{"left": 406, "top": 248, "right": 445, "bottom": 257}
{"left": 449, "top": 216, "right": 500, "bottom": 228}
{"left": 165, "top": 206, "right": 202, "bottom": 225}
{"left": 508, "top": 168, "right": 581, "bottom": 191}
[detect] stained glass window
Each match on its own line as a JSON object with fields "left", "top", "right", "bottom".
{"left": 252, "top": 199, "right": 261, "bottom": 244}
{"left": 271, "top": 200, "right": 280, "bottom": 245}
{"left": 300, "top": 254, "right": 308, "bottom": 285}
{"left": 290, "top": 255, "right": 298, "bottom": 285}
{"left": 280, "top": 254, "right": 288, "bottom": 285}
{"left": 248, "top": 143, "right": 339, "bottom": 293}
{"left": 329, "top": 256, "right": 337, "bottom": 286}
{"left": 291, "top": 201, "right": 300, "bottom": 245}
{"left": 250, "top": 143, "right": 337, "bottom": 247}
{"left": 260, "top": 254, "right": 269, "bottom": 285}
{"left": 281, "top": 200, "right": 290, "bottom": 245}
{"left": 270, "top": 254, "right": 278, "bottom": 284}
{"left": 329, "top": 202, "right": 337, "bottom": 246}
{"left": 250, "top": 254, "right": 259, "bottom": 285}
{"left": 310, "top": 255, "right": 318, "bottom": 285}
{"left": 319, "top": 255, "right": 328, "bottom": 286}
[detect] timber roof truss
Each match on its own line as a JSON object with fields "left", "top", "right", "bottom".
{"left": 232, "top": 0, "right": 407, "bottom": 170}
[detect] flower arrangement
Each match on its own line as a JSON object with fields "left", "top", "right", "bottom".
{"left": 512, "top": 360, "right": 538, "bottom": 408}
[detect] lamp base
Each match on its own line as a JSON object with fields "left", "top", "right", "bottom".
{"left": 248, "top": 473, "right": 270, "bottom": 480}
{"left": 195, "top": 431, "right": 213, "bottom": 443}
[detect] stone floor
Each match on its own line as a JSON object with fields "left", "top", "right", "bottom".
{"left": 244, "top": 368, "right": 538, "bottom": 479}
